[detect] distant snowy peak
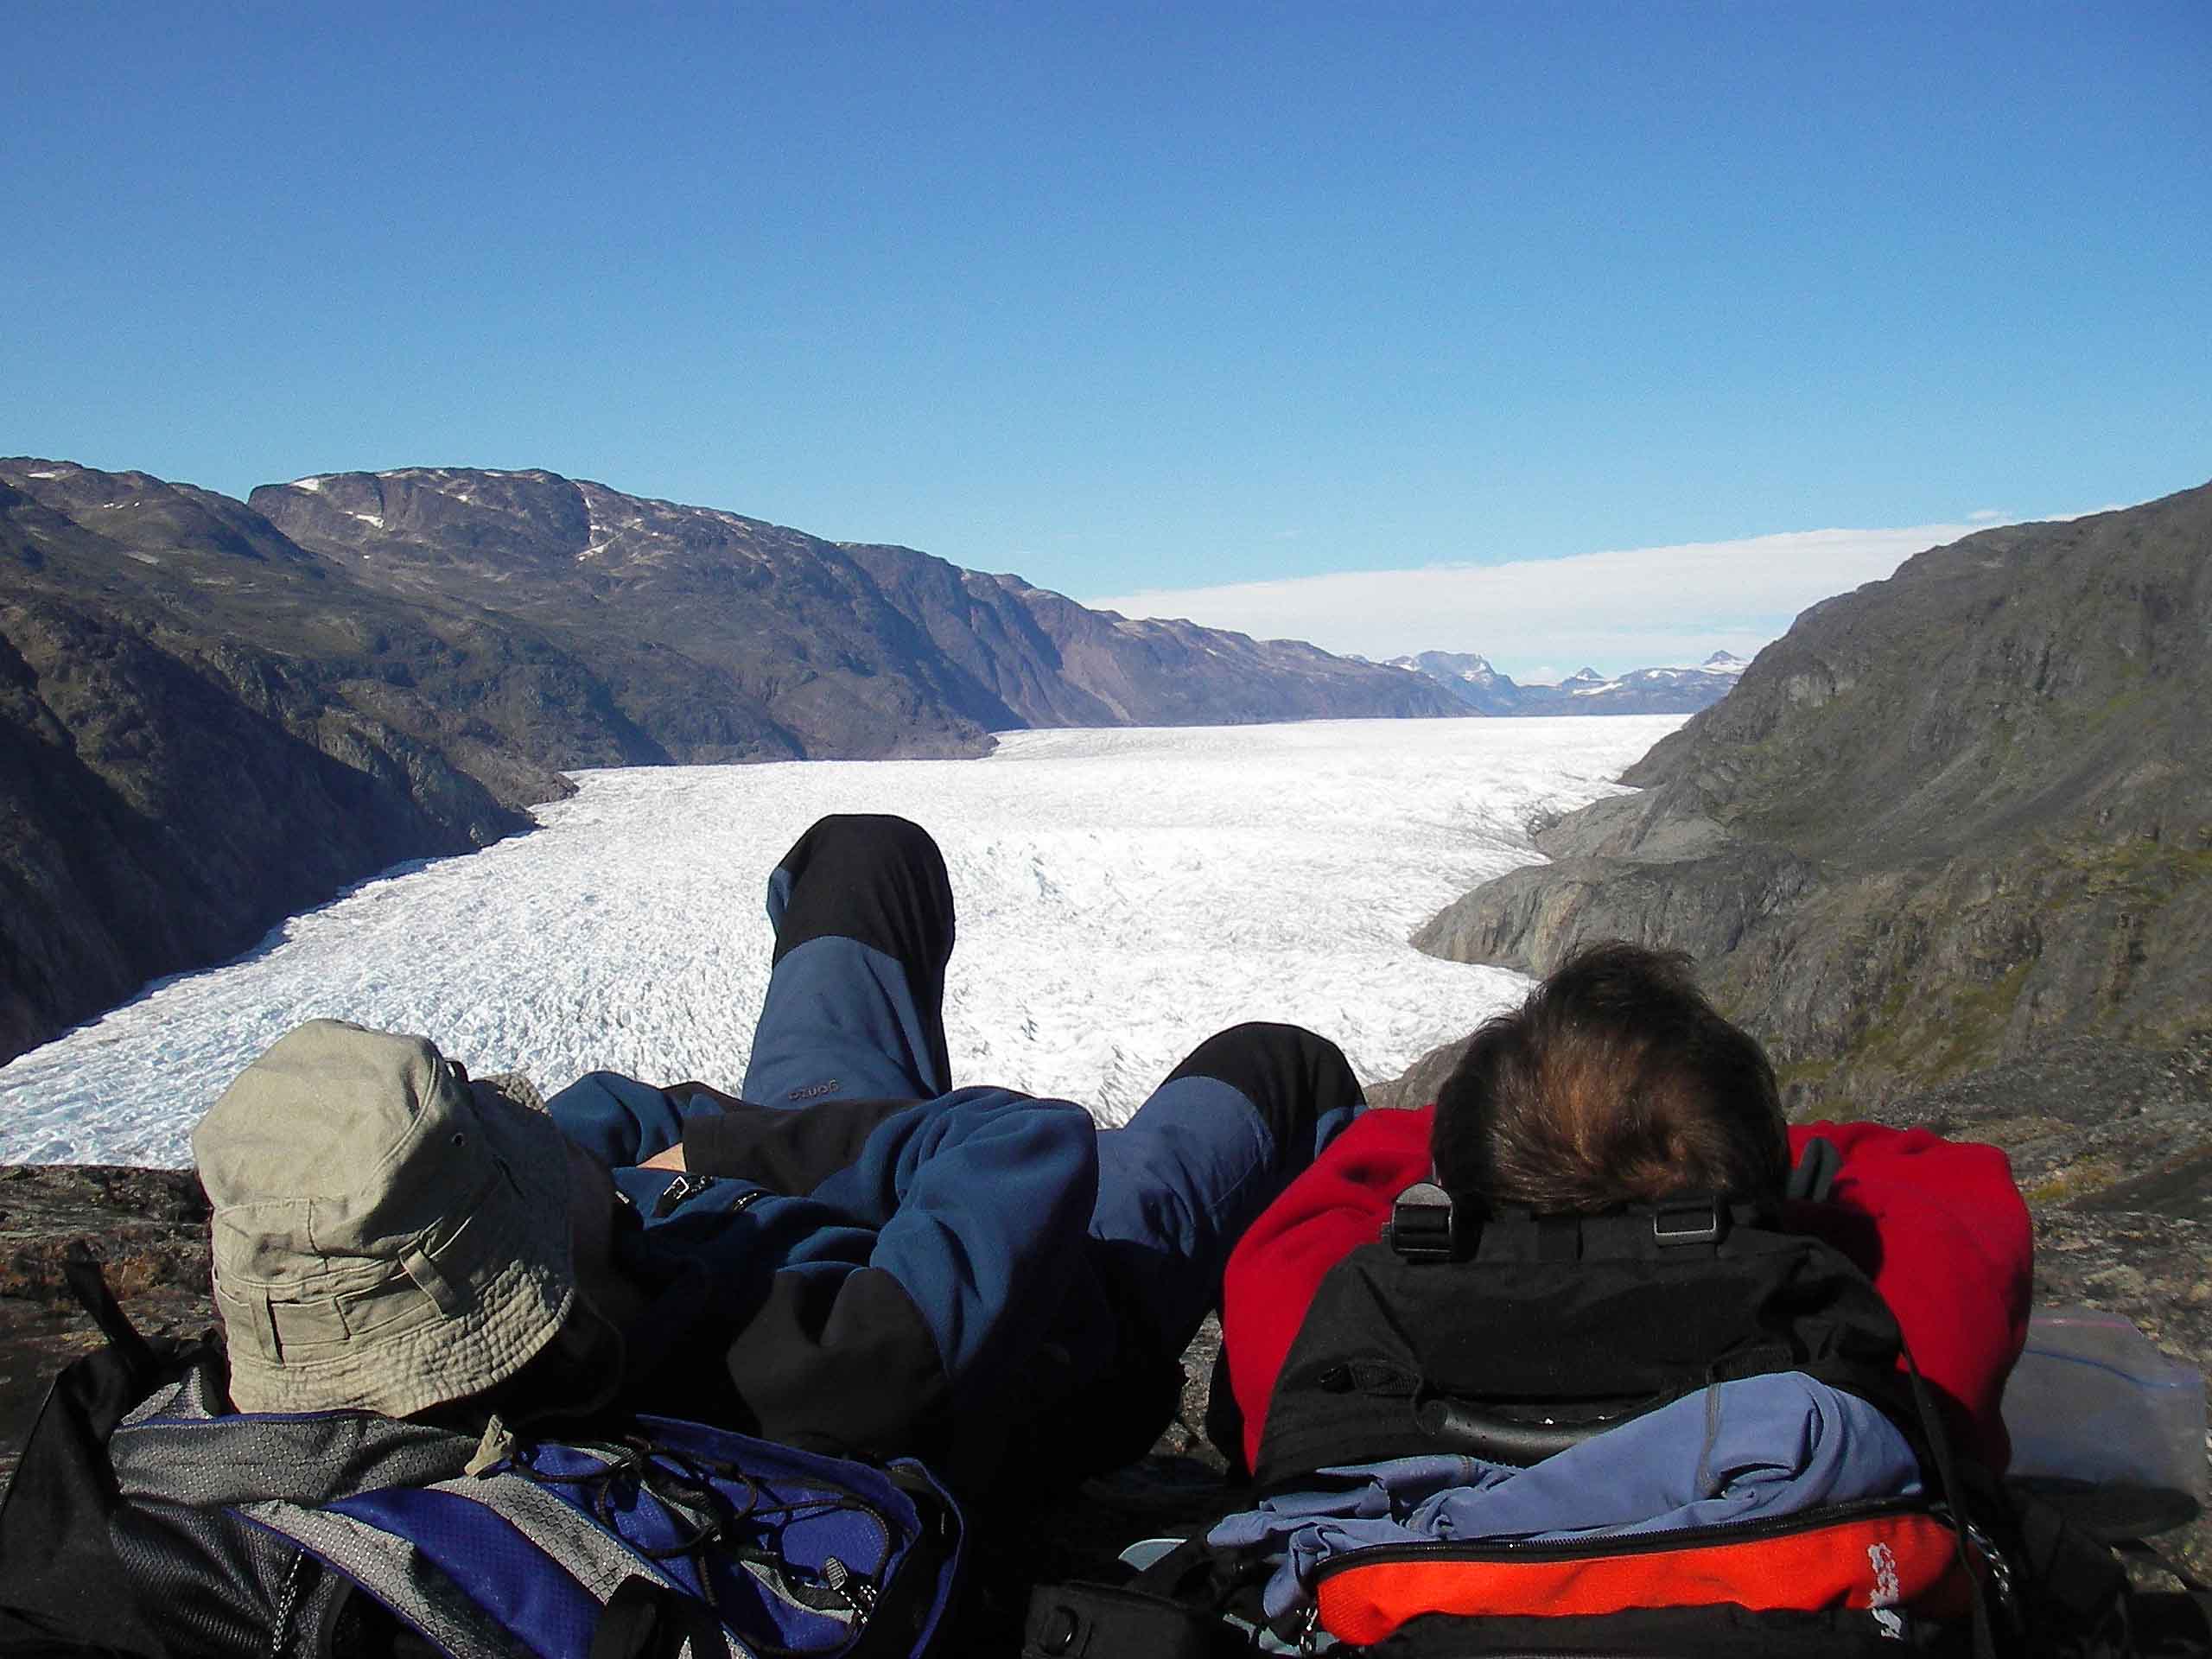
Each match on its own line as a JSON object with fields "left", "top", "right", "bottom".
{"left": 1390, "top": 645, "right": 1751, "bottom": 716}
{"left": 1382, "top": 651, "right": 1520, "bottom": 713}
{"left": 1387, "top": 650, "right": 1505, "bottom": 687}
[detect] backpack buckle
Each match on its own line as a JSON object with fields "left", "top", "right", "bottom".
{"left": 1651, "top": 1198, "right": 1726, "bottom": 1247}
{"left": 1385, "top": 1182, "right": 1459, "bottom": 1262}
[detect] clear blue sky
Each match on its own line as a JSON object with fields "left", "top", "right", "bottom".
{"left": 9, "top": 3, "right": 2208, "bottom": 668}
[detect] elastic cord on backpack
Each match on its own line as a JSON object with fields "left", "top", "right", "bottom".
{"left": 1691, "top": 1369, "right": 1726, "bottom": 1502}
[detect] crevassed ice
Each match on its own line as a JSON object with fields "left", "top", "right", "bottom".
{"left": 0, "top": 717, "right": 1680, "bottom": 1166}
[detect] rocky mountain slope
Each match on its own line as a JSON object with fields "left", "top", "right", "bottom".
{"left": 1390, "top": 649, "right": 1748, "bottom": 715}
{"left": 848, "top": 543, "right": 1452, "bottom": 728}
{"left": 253, "top": 469, "right": 1459, "bottom": 750}
{"left": 1415, "top": 480, "right": 2212, "bottom": 1116}
{"left": 1, "top": 460, "right": 1454, "bottom": 1065}
{"left": 0, "top": 464, "right": 571, "bottom": 1069}
{"left": 250, "top": 468, "right": 999, "bottom": 763}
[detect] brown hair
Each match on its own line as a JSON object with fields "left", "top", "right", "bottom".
{"left": 1431, "top": 942, "right": 1787, "bottom": 1213}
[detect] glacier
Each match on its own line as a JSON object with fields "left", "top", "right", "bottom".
{"left": 0, "top": 716, "right": 1680, "bottom": 1166}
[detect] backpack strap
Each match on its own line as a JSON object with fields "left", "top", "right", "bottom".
{"left": 60, "top": 1243, "right": 157, "bottom": 1385}
{"left": 1999, "top": 1486, "right": 2212, "bottom": 1659}
{"left": 2113, "top": 1540, "right": 2212, "bottom": 1656}
{"left": 1201, "top": 1343, "right": 1249, "bottom": 1481}
{"left": 842, "top": 1464, "right": 960, "bottom": 1659}
{"left": 587, "top": 1577, "right": 728, "bottom": 1659}
{"left": 1022, "top": 1539, "right": 1251, "bottom": 1659}
{"left": 1895, "top": 1332, "right": 1999, "bottom": 1659}
{"left": 1020, "top": 1579, "right": 1238, "bottom": 1659}
{"left": 1382, "top": 1181, "right": 1458, "bottom": 1262}
{"left": 2006, "top": 1485, "right": 2129, "bottom": 1632}
{"left": 1785, "top": 1135, "right": 1841, "bottom": 1204}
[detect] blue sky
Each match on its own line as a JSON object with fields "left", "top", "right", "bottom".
{"left": 9, "top": 3, "right": 2207, "bottom": 676}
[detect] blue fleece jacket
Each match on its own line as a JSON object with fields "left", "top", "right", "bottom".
{"left": 546, "top": 1070, "right": 1100, "bottom": 1473}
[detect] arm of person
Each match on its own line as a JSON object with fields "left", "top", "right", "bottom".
{"left": 551, "top": 1071, "right": 825, "bottom": 1172}
{"left": 690, "top": 1088, "right": 1103, "bottom": 1461}
{"left": 546, "top": 1069, "right": 706, "bottom": 1167}
{"left": 1787, "top": 1120, "right": 2033, "bottom": 1470}
{"left": 1220, "top": 1103, "right": 1435, "bottom": 1471}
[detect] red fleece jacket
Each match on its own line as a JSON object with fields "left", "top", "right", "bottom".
{"left": 1219, "top": 1107, "right": 2033, "bottom": 1474}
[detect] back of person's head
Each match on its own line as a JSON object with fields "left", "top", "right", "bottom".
{"left": 1432, "top": 942, "right": 1787, "bottom": 1214}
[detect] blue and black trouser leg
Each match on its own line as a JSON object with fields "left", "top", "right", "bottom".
{"left": 549, "top": 814, "right": 956, "bottom": 1178}
{"left": 741, "top": 814, "right": 957, "bottom": 1108}
{"left": 1037, "top": 1022, "right": 1364, "bottom": 1478}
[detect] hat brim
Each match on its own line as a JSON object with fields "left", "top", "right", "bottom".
{"left": 221, "top": 1077, "right": 583, "bottom": 1419}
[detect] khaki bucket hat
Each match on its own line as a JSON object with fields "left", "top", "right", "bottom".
{"left": 193, "top": 1020, "right": 581, "bottom": 1418}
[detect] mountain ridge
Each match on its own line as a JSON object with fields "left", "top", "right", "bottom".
{"left": 1386, "top": 649, "right": 1748, "bottom": 715}
{"left": 1413, "top": 480, "right": 2212, "bottom": 1111}
{"left": 0, "top": 457, "right": 1457, "bottom": 1065}
{"left": 249, "top": 466, "right": 1461, "bottom": 753}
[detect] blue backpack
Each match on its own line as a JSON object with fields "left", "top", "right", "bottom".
{"left": 0, "top": 1253, "right": 963, "bottom": 1659}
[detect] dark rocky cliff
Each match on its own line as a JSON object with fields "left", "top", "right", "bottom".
{"left": 0, "top": 465, "right": 582, "bottom": 1067}
{"left": 250, "top": 469, "right": 995, "bottom": 762}
{"left": 1416, "top": 481, "right": 2212, "bottom": 1110}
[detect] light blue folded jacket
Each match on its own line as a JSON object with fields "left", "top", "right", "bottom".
{"left": 1206, "top": 1371, "right": 1922, "bottom": 1626}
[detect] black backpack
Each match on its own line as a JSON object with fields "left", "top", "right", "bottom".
{"left": 0, "top": 1249, "right": 964, "bottom": 1659}
{"left": 1025, "top": 1186, "right": 2209, "bottom": 1659}
{"left": 1249, "top": 1185, "right": 1924, "bottom": 1488}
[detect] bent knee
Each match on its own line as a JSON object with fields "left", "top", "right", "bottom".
{"left": 783, "top": 813, "right": 944, "bottom": 874}
{"left": 1167, "top": 1023, "right": 1363, "bottom": 1143}
{"left": 1178, "top": 1021, "right": 1342, "bottom": 1079}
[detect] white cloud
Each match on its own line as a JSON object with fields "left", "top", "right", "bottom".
{"left": 1083, "top": 518, "right": 2024, "bottom": 677}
